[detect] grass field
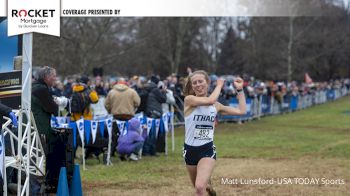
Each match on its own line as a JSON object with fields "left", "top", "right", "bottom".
{"left": 81, "top": 96, "right": 350, "bottom": 195}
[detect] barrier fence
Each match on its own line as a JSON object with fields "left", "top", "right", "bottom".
{"left": 218, "top": 87, "right": 349, "bottom": 122}
{"left": 51, "top": 112, "right": 175, "bottom": 169}
{"left": 48, "top": 86, "right": 349, "bottom": 169}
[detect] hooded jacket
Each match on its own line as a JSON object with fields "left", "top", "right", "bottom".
{"left": 117, "top": 118, "right": 144, "bottom": 155}
{"left": 104, "top": 83, "right": 140, "bottom": 116}
{"left": 71, "top": 83, "right": 99, "bottom": 121}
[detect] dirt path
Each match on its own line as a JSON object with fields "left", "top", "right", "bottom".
{"left": 83, "top": 158, "right": 350, "bottom": 195}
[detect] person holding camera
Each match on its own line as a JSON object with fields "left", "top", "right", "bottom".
{"left": 145, "top": 76, "right": 167, "bottom": 119}
{"left": 183, "top": 70, "right": 246, "bottom": 196}
{"left": 142, "top": 76, "right": 167, "bottom": 156}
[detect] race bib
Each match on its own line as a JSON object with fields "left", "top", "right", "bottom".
{"left": 194, "top": 125, "right": 213, "bottom": 140}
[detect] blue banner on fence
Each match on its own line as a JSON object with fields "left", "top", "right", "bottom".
{"left": 326, "top": 89, "right": 335, "bottom": 100}
{"left": 290, "top": 95, "right": 298, "bottom": 111}
{"left": 261, "top": 95, "right": 270, "bottom": 114}
{"left": 54, "top": 112, "right": 173, "bottom": 148}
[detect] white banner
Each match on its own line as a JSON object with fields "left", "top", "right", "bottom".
{"left": 146, "top": 117, "right": 153, "bottom": 136}
{"left": 155, "top": 119, "right": 160, "bottom": 138}
{"left": 7, "top": 0, "right": 60, "bottom": 36}
{"left": 59, "top": 0, "right": 322, "bottom": 17}
{"left": 91, "top": 120, "right": 98, "bottom": 144}
{"left": 56, "top": 117, "right": 66, "bottom": 125}
{"left": 1, "top": 0, "right": 324, "bottom": 18}
{"left": 76, "top": 118, "right": 84, "bottom": 144}
{"left": 162, "top": 113, "right": 169, "bottom": 132}
{"left": 116, "top": 120, "right": 125, "bottom": 135}
{"left": 137, "top": 114, "right": 143, "bottom": 122}
{"left": 137, "top": 115, "right": 144, "bottom": 133}
{"left": 168, "top": 112, "right": 174, "bottom": 132}
{"left": 106, "top": 117, "right": 113, "bottom": 138}
{"left": 116, "top": 120, "right": 128, "bottom": 135}
{"left": 122, "top": 128, "right": 127, "bottom": 136}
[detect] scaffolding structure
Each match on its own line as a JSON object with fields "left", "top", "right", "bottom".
{"left": 1, "top": 33, "right": 45, "bottom": 196}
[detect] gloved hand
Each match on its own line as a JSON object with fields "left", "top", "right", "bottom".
{"left": 8, "top": 112, "right": 18, "bottom": 127}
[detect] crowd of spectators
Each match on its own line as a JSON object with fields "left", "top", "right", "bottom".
{"left": 46, "top": 70, "right": 350, "bottom": 163}
{"left": 212, "top": 75, "right": 350, "bottom": 108}
{"left": 47, "top": 73, "right": 185, "bottom": 163}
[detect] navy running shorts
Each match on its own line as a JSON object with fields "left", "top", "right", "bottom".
{"left": 183, "top": 142, "right": 216, "bottom": 165}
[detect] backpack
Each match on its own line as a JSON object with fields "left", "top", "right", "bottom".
{"left": 70, "top": 89, "right": 91, "bottom": 113}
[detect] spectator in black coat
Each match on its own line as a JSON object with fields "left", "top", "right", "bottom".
{"left": 145, "top": 76, "right": 167, "bottom": 118}
{"left": 143, "top": 76, "right": 167, "bottom": 156}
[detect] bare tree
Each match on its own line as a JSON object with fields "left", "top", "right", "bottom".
{"left": 33, "top": 11, "right": 350, "bottom": 81}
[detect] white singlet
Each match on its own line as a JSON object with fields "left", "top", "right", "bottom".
{"left": 185, "top": 105, "right": 217, "bottom": 146}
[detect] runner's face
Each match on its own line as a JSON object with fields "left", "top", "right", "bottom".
{"left": 191, "top": 74, "right": 208, "bottom": 97}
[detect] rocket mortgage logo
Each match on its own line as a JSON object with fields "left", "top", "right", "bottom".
{"left": 12, "top": 9, "right": 55, "bottom": 25}
{"left": 8, "top": 0, "right": 60, "bottom": 36}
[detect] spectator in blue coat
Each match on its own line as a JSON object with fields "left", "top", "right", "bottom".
{"left": 117, "top": 118, "right": 144, "bottom": 161}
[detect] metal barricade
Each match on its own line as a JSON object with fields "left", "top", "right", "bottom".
{"left": 182, "top": 87, "right": 349, "bottom": 124}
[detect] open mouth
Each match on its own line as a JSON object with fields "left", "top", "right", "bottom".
{"left": 195, "top": 87, "right": 205, "bottom": 95}
{"left": 195, "top": 87, "right": 203, "bottom": 92}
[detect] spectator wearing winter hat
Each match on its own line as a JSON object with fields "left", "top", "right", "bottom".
{"left": 117, "top": 118, "right": 144, "bottom": 161}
